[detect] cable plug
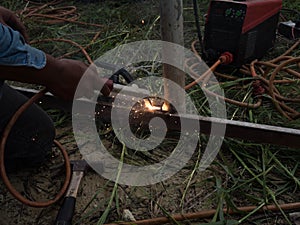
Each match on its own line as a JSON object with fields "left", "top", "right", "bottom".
{"left": 278, "top": 21, "right": 300, "bottom": 39}
{"left": 219, "top": 52, "right": 233, "bottom": 65}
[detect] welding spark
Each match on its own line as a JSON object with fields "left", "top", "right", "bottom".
{"left": 143, "top": 98, "right": 170, "bottom": 112}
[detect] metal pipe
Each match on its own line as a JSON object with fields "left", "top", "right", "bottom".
{"left": 105, "top": 202, "right": 300, "bottom": 225}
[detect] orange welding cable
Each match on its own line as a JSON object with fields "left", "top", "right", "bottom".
{"left": 186, "top": 41, "right": 263, "bottom": 108}
{"left": 58, "top": 31, "right": 102, "bottom": 59}
{"left": 0, "top": 88, "right": 71, "bottom": 207}
{"left": 30, "top": 38, "right": 93, "bottom": 64}
{"left": 257, "top": 61, "right": 300, "bottom": 79}
{"left": 105, "top": 202, "right": 300, "bottom": 225}
{"left": 18, "top": 1, "right": 104, "bottom": 27}
{"left": 244, "top": 60, "right": 299, "bottom": 113}
{"left": 18, "top": 0, "right": 63, "bottom": 18}
{"left": 268, "top": 57, "right": 300, "bottom": 119}
{"left": 241, "top": 62, "right": 300, "bottom": 85}
{"left": 269, "top": 39, "right": 300, "bottom": 63}
{"left": 203, "top": 86, "right": 262, "bottom": 109}
{"left": 186, "top": 38, "right": 300, "bottom": 115}
{"left": 185, "top": 58, "right": 262, "bottom": 109}
{"left": 184, "top": 59, "right": 222, "bottom": 90}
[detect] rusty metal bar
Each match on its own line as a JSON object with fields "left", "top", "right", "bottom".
{"left": 13, "top": 86, "right": 300, "bottom": 149}
{"left": 94, "top": 100, "right": 300, "bottom": 149}
{"left": 12, "top": 86, "right": 73, "bottom": 112}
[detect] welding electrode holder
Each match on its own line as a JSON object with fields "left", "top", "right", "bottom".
{"left": 109, "top": 68, "right": 134, "bottom": 84}
{"left": 94, "top": 61, "right": 134, "bottom": 85}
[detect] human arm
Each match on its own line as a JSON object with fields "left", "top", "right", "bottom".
{"left": 0, "top": 7, "right": 112, "bottom": 100}
{"left": 0, "top": 55, "right": 113, "bottom": 100}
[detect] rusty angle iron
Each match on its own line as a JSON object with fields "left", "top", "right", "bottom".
{"left": 14, "top": 85, "right": 300, "bottom": 149}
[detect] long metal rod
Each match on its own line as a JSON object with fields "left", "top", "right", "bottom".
{"left": 14, "top": 86, "right": 300, "bottom": 149}
{"left": 95, "top": 100, "right": 300, "bottom": 149}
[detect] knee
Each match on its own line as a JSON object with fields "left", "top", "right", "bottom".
{"left": 3, "top": 106, "right": 56, "bottom": 172}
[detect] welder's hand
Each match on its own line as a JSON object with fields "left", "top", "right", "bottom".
{"left": 101, "top": 78, "right": 113, "bottom": 96}
{"left": 75, "top": 62, "right": 113, "bottom": 99}
{"left": 46, "top": 58, "right": 113, "bottom": 101}
{"left": 0, "top": 7, "right": 29, "bottom": 42}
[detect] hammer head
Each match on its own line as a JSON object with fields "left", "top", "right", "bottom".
{"left": 70, "top": 160, "right": 89, "bottom": 173}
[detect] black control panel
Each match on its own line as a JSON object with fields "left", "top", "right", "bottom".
{"left": 209, "top": 1, "right": 246, "bottom": 27}
{"left": 203, "top": 0, "right": 280, "bottom": 67}
{"left": 204, "top": 1, "right": 247, "bottom": 63}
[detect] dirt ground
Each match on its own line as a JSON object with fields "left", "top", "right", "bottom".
{"left": 0, "top": 0, "right": 300, "bottom": 224}
{"left": 0, "top": 121, "right": 219, "bottom": 225}
{"left": 0, "top": 118, "right": 297, "bottom": 225}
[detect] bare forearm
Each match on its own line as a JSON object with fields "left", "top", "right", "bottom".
{"left": 0, "top": 54, "right": 112, "bottom": 100}
{"left": 0, "top": 54, "right": 84, "bottom": 100}
{"left": 0, "top": 54, "right": 62, "bottom": 86}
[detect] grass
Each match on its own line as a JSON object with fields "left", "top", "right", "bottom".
{"left": 2, "top": 0, "right": 300, "bottom": 224}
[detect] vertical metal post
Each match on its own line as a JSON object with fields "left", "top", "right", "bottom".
{"left": 160, "top": 0, "right": 185, "bottom": 112}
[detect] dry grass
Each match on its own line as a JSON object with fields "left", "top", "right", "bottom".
{"left": 1, "top": 0, "right": 300, "bottom": 224}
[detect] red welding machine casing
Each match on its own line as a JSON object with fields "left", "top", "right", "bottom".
{"left": 203, "top": 0, "right": 282, "bottom": 67}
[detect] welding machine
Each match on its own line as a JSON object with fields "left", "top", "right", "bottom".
{"left": 203, "top": 0, "right": 282, "bottom": 67}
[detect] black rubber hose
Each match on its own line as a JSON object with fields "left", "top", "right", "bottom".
{"left": 192, "top": 0, "right": 205, "bottom": 56}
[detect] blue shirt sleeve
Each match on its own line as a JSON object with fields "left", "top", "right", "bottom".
{"left": 0, "top": 23, "right": 46, "bottom": 69}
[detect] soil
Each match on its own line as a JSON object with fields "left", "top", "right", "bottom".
{"left": 0, "top": 0, "right": 299, "bottom": 224}
{"left": 0, "top": 116, "right": 297, "bottom": 225}
{"left": 0, "top": 120, "right": 218, "bottom": 225}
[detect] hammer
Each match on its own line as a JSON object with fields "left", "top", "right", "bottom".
{"left": 54, "top": 160, "right": 89, "bottom": 225}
